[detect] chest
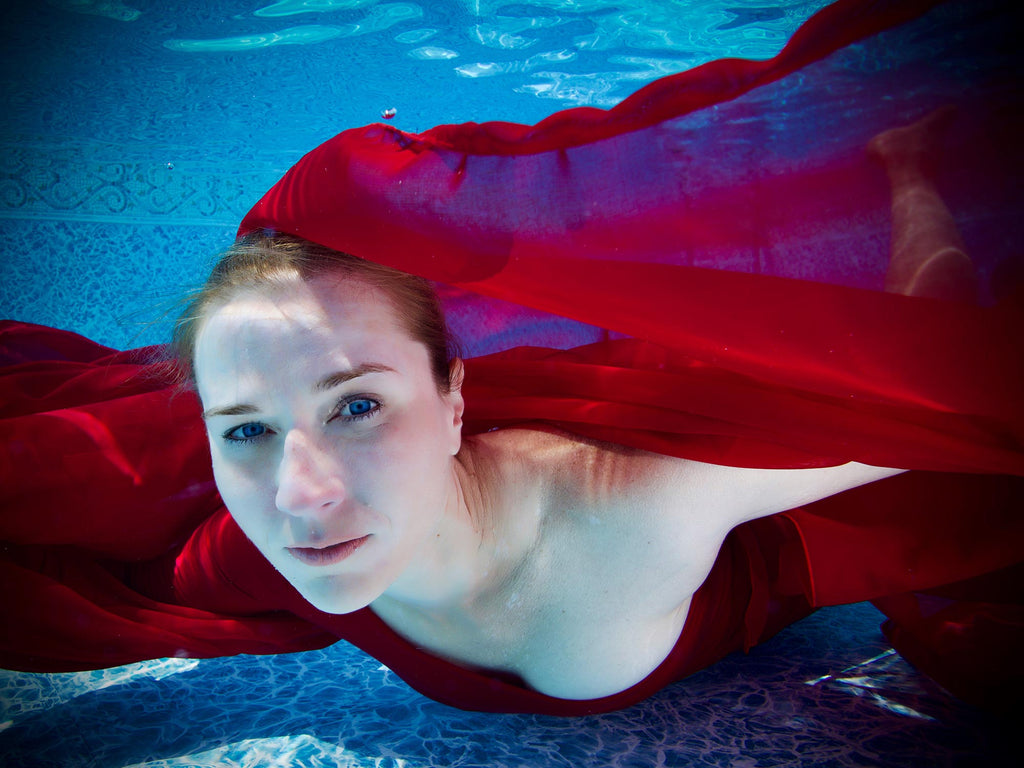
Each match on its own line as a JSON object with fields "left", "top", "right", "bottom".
{"left": 380, "top": 522, "right": 705, "bottom": 701}
{"left": 508, "top": 519, "right": 709, "bottom": 699}
{"left": 510, "top": 586, "right": 695, "bottom": 700}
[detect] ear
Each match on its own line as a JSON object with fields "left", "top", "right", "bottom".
{"left": 445, "top": 358, "right": 466, "bottom": 454}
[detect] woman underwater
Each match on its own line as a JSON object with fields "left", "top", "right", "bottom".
{"left": 2, "top": 0, "right": 1022, "bottom": 716}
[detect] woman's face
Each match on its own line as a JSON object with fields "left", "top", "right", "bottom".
{"left": 194, "top": 274, "right": 464, "bottom": 614}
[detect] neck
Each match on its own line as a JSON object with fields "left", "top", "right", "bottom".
{"left": 373, "top": 434, "right": 536, "bottom": 617}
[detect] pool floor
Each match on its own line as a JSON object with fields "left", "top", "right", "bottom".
{"left": 0, "top": 602, "right": 1011, "bottom": 767}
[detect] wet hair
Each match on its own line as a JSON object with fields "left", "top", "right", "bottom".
{"left": 172, "top": 232, "right": 461, "bottom": 393}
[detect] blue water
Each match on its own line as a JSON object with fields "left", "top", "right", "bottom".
{"left": 0, "top": 0, "right": 833, "bottom": 350}
{"left": 0, "top": 1, "right": 1013, "bottom": 766}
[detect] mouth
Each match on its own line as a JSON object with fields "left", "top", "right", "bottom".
{"left": 287, "top": 535, "right": 371, "bottom": 567}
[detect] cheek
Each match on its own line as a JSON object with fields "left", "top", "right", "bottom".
{"left": 363, "top": 419, "right": 445, "bottom": 502}
{"left": 208, "top": 446, "right": 274, "bottom": 525}
{"left": 392, "top": 409, "right": 456, "bottom": 489}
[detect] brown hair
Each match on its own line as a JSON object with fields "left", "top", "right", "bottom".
{"left": 172, "top": 232, "right": 461, "bottom": 392}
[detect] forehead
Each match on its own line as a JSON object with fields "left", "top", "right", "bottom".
{"left": 203, "top": 275, "right": 401, "bottom": 336}
{"left": 193, "top": 276, "right": 423, "bottom": 394}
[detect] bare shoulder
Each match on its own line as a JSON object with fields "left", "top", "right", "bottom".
{"left": 481, "top": 425, "right": 905, "bottom": 607}
{"left": 495, "top": 425, "right": 906, "bottom": 544}
{"left": 480, "top": 425, "right": 672, "bottom": 512}
{"left": 567, "top": 435, "right": 906, "bottom": 531}
{"left": 491, "top": 424, "right": 904, "bottom": 516}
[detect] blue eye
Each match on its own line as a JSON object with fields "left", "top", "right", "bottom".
{"left": 224, "top": 422, "right": 268, "bottom": 443}
{"left": 338, "top": 397, "right": 381, "bottom": 421}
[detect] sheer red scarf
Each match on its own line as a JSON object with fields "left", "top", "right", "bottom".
{"left": 239, "top": 0, "right": 1023, "bottom": 475}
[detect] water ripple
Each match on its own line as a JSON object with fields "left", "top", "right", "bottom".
{"left": 517, "top": 69, "right": 655, "bottom": 107}
{"left": 254, "top": 0, "right": 378, "bottom": 18}
{"left": 394, "top": 27, "right": 437, "bottom": 44}
{"left": 456, "top": 49, "right": 577, "bottom": 79}
{"left": 469, "top": 15, "right": 565, "bottom": 50}
{"left": 409, "top": 46, "right": 459, "bottom": 60}
{"left": 165, "top": 3, "right": 423, "bottom": 52}
{"left": 164, "top": 25, "right": 346, "bottom": 52}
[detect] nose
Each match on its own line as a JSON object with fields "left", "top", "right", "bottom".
{"left": 275, "top": 429, "right": 346, "bottom": 519}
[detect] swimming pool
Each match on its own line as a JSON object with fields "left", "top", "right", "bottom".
{"left": 0, "top": 1, "right": 1015, "bottom": 765}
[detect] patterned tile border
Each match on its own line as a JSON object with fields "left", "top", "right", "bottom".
{"left": 0, "top": 140, "right": 287, "bottom": 226}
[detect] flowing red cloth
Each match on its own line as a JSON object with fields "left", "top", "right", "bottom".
{"left": 2, "top": 0, "right": 1022, "bottom": 715}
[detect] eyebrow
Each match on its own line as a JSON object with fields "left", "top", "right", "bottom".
{"left": 313, "top": 363, "right": 397, "bottom": 392}
{"left": 201, "top": 362, "right": 397, "bottom": 420}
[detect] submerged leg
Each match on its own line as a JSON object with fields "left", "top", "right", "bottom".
{"left": 868, "top": 108, "right": 979, "bottom": 303}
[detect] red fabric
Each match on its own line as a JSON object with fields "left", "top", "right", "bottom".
{"left": 2, "top": 0, "right": 1022, "bottom": 714}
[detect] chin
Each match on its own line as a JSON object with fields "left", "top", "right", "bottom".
{"left": 294, "top": 575, "right": 381, "bottom": 616}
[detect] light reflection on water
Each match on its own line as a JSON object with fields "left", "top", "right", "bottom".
{"left": 805, "top": 649, "right": 938, "bottom": 722}
{"left": 150, "top": 0, "right": 830, "bottom": 108}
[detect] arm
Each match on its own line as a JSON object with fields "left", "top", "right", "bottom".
{"left": 595, "top": 446, "right": 907, "bottom": 537}
{"left": 709, "top": 461, "right": 908, "bottom": 528}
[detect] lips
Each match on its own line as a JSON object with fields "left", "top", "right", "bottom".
{"left": 287, "top": 535, "right": 370, "bottom": 566}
